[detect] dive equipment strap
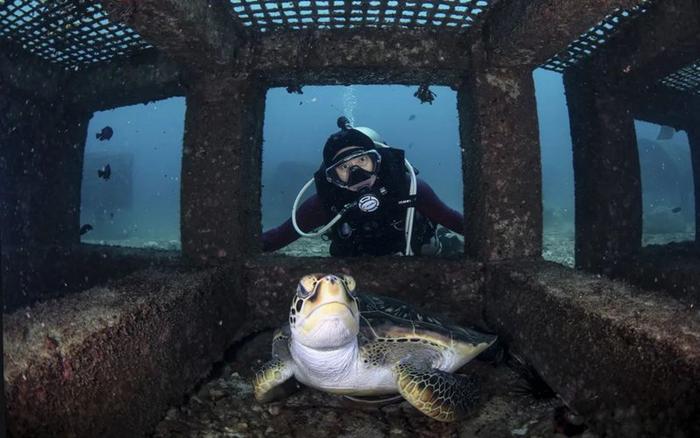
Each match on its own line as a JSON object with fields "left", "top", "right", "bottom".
{"left": 397, "top": 195, "right": 417, "bottom": 208}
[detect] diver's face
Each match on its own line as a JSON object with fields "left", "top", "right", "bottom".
{"left": 333, "top": 147, "right": 376, "bottom": 190}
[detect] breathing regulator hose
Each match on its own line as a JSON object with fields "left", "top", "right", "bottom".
{"left": 292, "top": 178, "right": 348, "bottom": 237}
{"left": 291, "top": 118, "right": 418, "bottom": 255}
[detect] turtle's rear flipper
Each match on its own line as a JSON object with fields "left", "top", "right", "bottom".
{"left": 253, "top": 358, "right": 296, "bottom": 403}
{"left": 394, "top": 359, "right": 479, "bottom": 422}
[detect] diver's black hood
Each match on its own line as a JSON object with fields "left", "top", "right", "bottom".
{"left": 322, "top": 128, "right": 376, "bottom": 167}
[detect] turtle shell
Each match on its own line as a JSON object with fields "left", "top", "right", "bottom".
{"left": 356, "top": 293, "right": 496, "bottom": 348}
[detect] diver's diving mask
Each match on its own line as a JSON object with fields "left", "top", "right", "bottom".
{"left": 325, "top": 148, "right": 382, "bottom": 191}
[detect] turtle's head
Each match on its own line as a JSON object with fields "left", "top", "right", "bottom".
{"left": 289, "top": 273, "right": 360, "bottom": 349}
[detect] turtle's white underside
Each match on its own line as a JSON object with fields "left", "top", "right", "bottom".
{"left": 289, "top": 335, "right": 472, "bottom": 395}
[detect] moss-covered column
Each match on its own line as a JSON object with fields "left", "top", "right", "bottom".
{"left": 688, "top": 126, "right": 700, "bottom": 246}
{"left": 0, "top": 96, "right": 88, "bottom": 245}
{"left": 180, "top": 70, "right": 265, "bottom": 264}
{"left": 458, "top": 66, "right": 542, "bottom": 260}
{"left": 563, "top": 69, "right": 642, "bottom": 273}
{"left": 0, "top": 88, "right": 89, "bottom": 309}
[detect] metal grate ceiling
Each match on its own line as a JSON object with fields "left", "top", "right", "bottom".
{"left": 0, "top": 0, "right": 151, "bottom": 70}
{"left": 659, "top": 60, "right": 700, "bottom": 96}
{"left": 540, "top": 1, "right": 699, "bottom": 97}
{"left": 540, "top": 2, "right": 653, "bottom": 73}
{"left": 1, "top": 0, "right": 492, "bottom": 71}
{"left": 1, "top": 0, "right": 695, "bottom": 100}
{"left": 229, "top": 0, "right": 490, "bottom": 32}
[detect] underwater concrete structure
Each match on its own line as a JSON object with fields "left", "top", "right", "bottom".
{"left": 1, "top": 0, "right": 699, "bottom": 437}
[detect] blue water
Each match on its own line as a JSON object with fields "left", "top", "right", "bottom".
{"left": 635, "top": 120, "right": 695, "bottom": 243}
{"left": 80, "top": 97, "right": 185, "bottom": 248}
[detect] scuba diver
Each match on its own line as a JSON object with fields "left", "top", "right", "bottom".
{"left": 261, "top": 117, "right": 464, "bottom": 256}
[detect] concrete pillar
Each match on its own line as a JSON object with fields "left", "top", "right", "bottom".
{"left": 0, "top": 90, "right": 89, "bottom": 309}
{"left": 458, "top": 66, "right": 542, "bottom": 261}
{"left": 688, "top": 126, "right": 700, "bottom": 246}
{"left": 563, "top": 69, "right": 642, "bottom": 273}
{"left": 180, "top": 71, "right": 265, "bottom": 264}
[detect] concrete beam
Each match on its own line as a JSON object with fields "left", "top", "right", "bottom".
{"left": 180, "top": 71, "right": 265, "bottom": 264}
{"left": 3, "top": 267, "right": 244, "bottom": 438}
{"left": 98, "top": 0, "right": 248, "bottom": 67}
{"left": 251, "top": 28, "right": 471, "bottom": 86}
{"left": 1, "top": 244, "right": 179, "bottom": 313}
{"left": 486, "top": 261, "right": 700, "bottom": 437}
{"left": 0, "top": 41, "right": 68, "bottom": 101}
{"left": 458, "top": 66, "right": 543, "bottom": 260}
{"left": 0, "top": 91, "right": 90, "bottom": 249}
{"left": 625, "top": 85, "right": 700, "bottom": 129}
{"left": 586, "top": 0, "right": 700, "bottom": 89}
{"left": 483, "top": 0, "right": 640, "bottom": 66}
{"left": 240, "top": 257, "right": 487, "bottom": 338}
{"left": 67, "top": 50, "right": 185, "bottom": 112}
{"left": 613, "top": 244, "right": 700, "bottom": 306}
{"left": 564, "top": 68, "right": 642, "bottom": 273}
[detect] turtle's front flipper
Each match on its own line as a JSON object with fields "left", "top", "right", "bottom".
{"left": 394, "top": 358, "right": 479, "bottom": 422}
{"left": 253, "top": 358, "right": 296, "bottom": 403}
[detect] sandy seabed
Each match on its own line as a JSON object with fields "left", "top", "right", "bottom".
{"left": 154, "top": 331, "right": 588, "bottom": 438}
{"left": 84, "top": 232, "right": 694, "bottom": 269}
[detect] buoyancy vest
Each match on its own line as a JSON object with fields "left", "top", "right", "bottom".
{"left": 313, "top": 147, "right": 435, "bottom": 256}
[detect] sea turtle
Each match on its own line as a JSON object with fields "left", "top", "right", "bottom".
{"left": 253, "top": 273, "right": 497, "bottom": 422}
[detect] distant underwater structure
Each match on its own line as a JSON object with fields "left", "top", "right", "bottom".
{"left": 1, "top": 0, "right": 699, "bottom": 437}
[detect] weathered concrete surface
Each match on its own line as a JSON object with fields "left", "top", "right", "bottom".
{"left": 459, "top": 65, "right": 543, "bottom": 261}
{"left": 482, "top": 0, "right": 642, "bottom": 66}
{"left": 585, "top": 0, "right": 700, "bottom": 91}
{"left": 154, "top": 331, "right": 568, "bottom": 438}
{"left": 252, "top": 28, "right": 471, "bottom": 87}
{"left": 98, "top": 0, "right": 248, "bottom": 68}
{"left": 485, "top": 261, "right": 700, "bottom": 437}
{"left": 1, "top": 51, "right": 94, "bottom": 311}
{"left": 67, "top": 49, "right": 185, "bottom": 112}
{"left": 3, "top": 266, "right": 244, "bottom": 438}
{"left": 627, "top": 86, "right": 700, "bottom": 130}
{"left": 564, "top": 68, "right": 642, "bottom": 274}
{"left": 0, "top": 80, "right": 88, "bottom": 249}
{"left": 610, "top": 243, "right": 700, "bottom": 306}
{"left": 240, "top": 256, "right": 487, "bottom": 339}
{"left": 0, "top": 41, "right": 68, "bottom": 101}
{"left": 181, "top": 71, "right": 265, "bottom": 264}
{"left": 1, "top": 244, "right": 180, "bottom": 312}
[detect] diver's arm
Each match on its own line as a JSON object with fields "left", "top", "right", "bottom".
{"left": 261, "top": 195, "right": 331, "bottom": 252}
{"left": 415, "top": 178, "right": 464, "bottom": 234}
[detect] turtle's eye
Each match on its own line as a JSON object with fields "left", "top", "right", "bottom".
{"left": 341, "top": 275, "right": 356, "bottom": 295}
{"left": 296, "top": 282, "right": 313, "bottom": 299}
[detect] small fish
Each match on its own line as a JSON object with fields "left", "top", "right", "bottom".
{"left": 110, "top": 212, "right": 114, "bottom": 220}
{"left": 96, "top": 126, "right": 113, "bottom": 141}
{"left": 79, "top": 224, "right": 93, "bottom": 236}
{"left": 98, "top": 164, "right": 111, "bottom": 180}
{"left": 408, "top": 114, "right": 416, "bottom": 121}
{"left": 671, "top": 207, "right": 682, "bottom": 213}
